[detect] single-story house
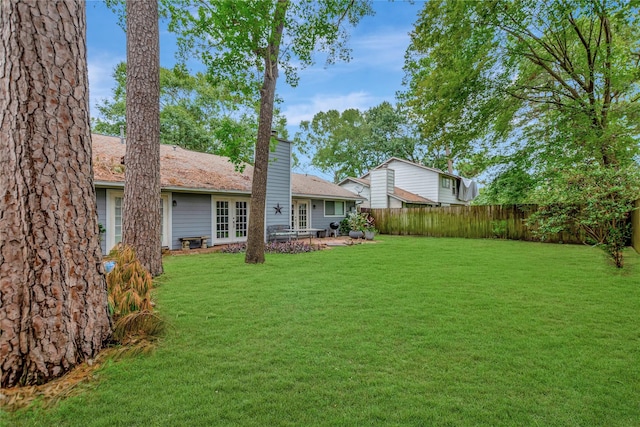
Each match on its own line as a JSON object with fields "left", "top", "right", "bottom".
{"left": 338, "top": 157, "right": 478, "bottom": 208}
{"left": 92, "top": 133, "right": 363, "bottom": 253}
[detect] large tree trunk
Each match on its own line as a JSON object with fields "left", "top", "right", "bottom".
{"left": 245, "top": 0, "right": 288, "bottom": 264}
{"left": 0, "top": 0, "right": 111, "bottom": 388}
{"left": 122, "top": 0, "right": 162, "bottom": 276}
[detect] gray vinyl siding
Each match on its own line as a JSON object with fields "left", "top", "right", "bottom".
{"left": 265, "top": 139, "right": 291, "bottom": 232}
{"left": 310, "top": 199, "right": 356, "bottom": 234}
{"left": 171, "top": 193, "right": 212, "bottom": 249}
{"left": 96, "top": 188, "right": 107, "bottom": 254}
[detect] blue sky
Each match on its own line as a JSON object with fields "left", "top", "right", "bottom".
{"left": 85, "top": 0, "right": 424, "bottom": 177}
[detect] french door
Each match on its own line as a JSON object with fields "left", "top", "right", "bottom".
{"left": 291, "top": 200, "right": 309, "bottom": 230}
{"left": 214, "top": 198, "right": 249, "bottom": 244}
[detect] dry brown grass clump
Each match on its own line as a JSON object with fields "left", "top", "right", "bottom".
{"left": 107, "top": 245, "right": 164, "bottom": 343}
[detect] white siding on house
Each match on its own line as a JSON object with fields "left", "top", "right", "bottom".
{"left": 389, "top": 197, "right": 403, "bottom": 208}
{"left": 386, "top": 159, "right": 439, "bottom": 202}
{"left": 370, "top": 169, "right": 394, "bottom": 208}
{"left": 340, "top": 181, "right": 370, "bottom": 207}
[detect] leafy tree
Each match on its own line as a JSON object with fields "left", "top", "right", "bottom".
{"left": 122, "top": 0, "right": 163, "bottom": 277}
{"left": 0, "top": 0, "right": 110, "bottom": 387}
{"left": 404, "top": 0, "right": 640, "bottom": 266}
{"left": 528, "top": 165, "right": 640, "bottom": 268}
{"left": 94, "top": 64, "right": 255, "bottom": 165}
{"left": 166, "top": 0, "right": 373, "bottom": 264}
{"left": 92, "top": 63, "right": 289, "bottom": 166}
{"left": 295, "top": 101, "right": 449, "bottom": 182}
{"left": 402, "top": 0, "right": 640, "bottom": 201}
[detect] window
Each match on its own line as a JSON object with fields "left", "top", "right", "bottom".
{"left": 441, "top": 177, "right": 451, "bottom": 189}
{"left": 324, "top": 200, "right": 345, "bottom": 216}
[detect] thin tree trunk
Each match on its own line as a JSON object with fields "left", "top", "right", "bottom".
{"left": 122, "top": 0, "right": 162, "bottom": 276}
{"left": 0, "top": 0, "right": 111, "bottom": 387}
{"left": 245, "top": 0, "right": 289, "bottom": 264}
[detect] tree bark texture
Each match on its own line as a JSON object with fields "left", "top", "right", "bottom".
{"left": 123, "top": 0, "right": 162, "bottom": 276}
{"left": 0, "top": 0, "right": 111, "bottom": 387}
{"left": 245, "top": 0, "right": 288, "bottom": 264}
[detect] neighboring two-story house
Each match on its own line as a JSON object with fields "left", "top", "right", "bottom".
{"left": 338, "top": 157, "right": 477, "bottom": 208}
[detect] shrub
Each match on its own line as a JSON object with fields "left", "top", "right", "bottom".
{"left": 491, "top": 220, "right": 508, "bottom": 239}
{"left": 346, "top": 211, "right": 368, "bottom": 232}
{"left": 106, "top": 245, "right": 163, "bottom": 342}
{"left": 528, "top": 165, "right": 640, "bottom": 268}
{"left": 339, "top": 218, "right": 350, "bottom": 235}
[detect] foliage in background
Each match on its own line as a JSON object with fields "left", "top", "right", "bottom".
{"left": 528, "top": 166, "right": 640, "bottom": 268}
{"left": 294, "top": 102, "right": 451, "bottom": 182}
{"left": 106, "top": 245, "right": 164, "bottom": 342}
{"left": 92, "top": 63, "right": 288, "bottom": 167}
{"left": 402, "top": 0, "right": 640, "bottom": 202}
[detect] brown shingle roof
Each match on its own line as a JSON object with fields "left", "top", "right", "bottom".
{"left": 391, "top": 187, "right": 437, "bottom": 205}
{"left": 293, "top": 173, "right": 364, "bottom": 200}
{"left": 92, "top": 134, "right": 359, "bottom": 199}
{"left": 338, "top": 176, "right": 370, "bottom": 187}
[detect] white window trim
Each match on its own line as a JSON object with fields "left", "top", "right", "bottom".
{"left": 161, "top": 193, "right": 172, "bottom": 248}
{"left": 441, "top": 177, "right": 451, "bottom": 189}
{"left": 211, "top": 196, "right": 251, "bottom": 245}
{"left": 291, "top": 199, "right": 311, "bottom": 229}
{"left": 105, "top": 189, "right": 123, "bottom": 253}
{"left": 324, "top": 200, "right": 346, "bottom": 217}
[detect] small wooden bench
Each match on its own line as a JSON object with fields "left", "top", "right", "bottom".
{"left": 179, "top": 236, "right": 210, "bottom": 250}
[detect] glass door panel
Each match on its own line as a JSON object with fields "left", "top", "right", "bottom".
{"left": 235, "top": 201, "right": 248, "bottom": 238}
{"left": 216, "top": 201, "right": 229, "bottom": 239}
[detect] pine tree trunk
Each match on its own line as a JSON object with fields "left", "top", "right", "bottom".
{"left": 122, "top": 0, "right": 162, "bottom": 276}
{"left": 0, "top": 0, "right": 111, "bottom": 388}
{"left": 245, "top": 0, "right": 288, "bottom": 264}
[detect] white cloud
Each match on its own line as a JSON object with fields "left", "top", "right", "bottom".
{"left": 87, "top": 51, "right": 125, "bottom": 117}
{"left": 283, "top": 91, "right": 383, "bottom": 125}
{"left": 349, "top": 30, "right": 411, "bottom": 71}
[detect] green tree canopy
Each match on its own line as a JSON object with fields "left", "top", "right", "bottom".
{"left": 402, "top": 0, "right": 640, "bottom": 202}
{"left": 294, "top": 101, "right": 450, "bottom": 182}
{"left": 92, "top": 62, "right": 288, "bottom": 166}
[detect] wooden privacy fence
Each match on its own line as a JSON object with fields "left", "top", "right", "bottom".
{"left": 364, "top": 205, "right": 583, "bottom": 244}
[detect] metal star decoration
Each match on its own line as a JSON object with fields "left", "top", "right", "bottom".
{"left": 274, "top": 203, "right": 283, "bottom": 214}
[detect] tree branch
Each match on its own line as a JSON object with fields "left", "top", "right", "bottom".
{"left": 336, "top": 0, "right": 355, "bottom": 27}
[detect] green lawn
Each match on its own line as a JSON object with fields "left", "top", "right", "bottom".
{"left": 3, "top": 236, "right": 640, "bottom": 426}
